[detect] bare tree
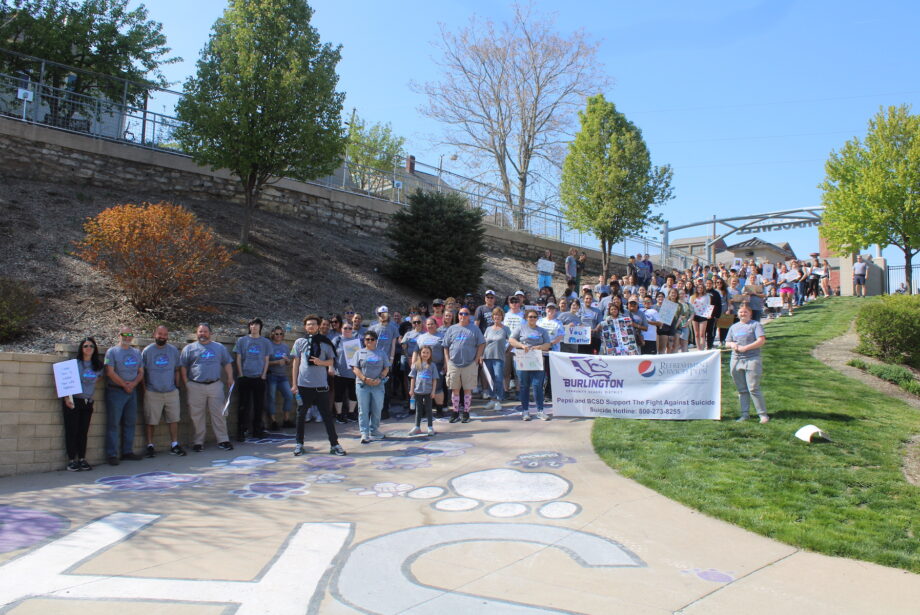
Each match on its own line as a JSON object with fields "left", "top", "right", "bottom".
{"left": 415, "top": 3, "right": 608, "bottom": 230}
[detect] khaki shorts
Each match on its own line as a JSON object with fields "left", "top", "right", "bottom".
{"left": 144, "top": 389, "right": 181, "bottom": 424}
{"left": 446, "top": 362, "right": 480, "bottom": 391}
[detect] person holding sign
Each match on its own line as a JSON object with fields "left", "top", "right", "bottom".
{"left": 104, "top": 327, "right": 144, "bottom": 466}
{"left": 62, "top": 337, "right": 103, "bottom": 471}
{"left": 725, "top": 303, "right": 769, "bottom": 423}
{"left": 743, "top": 273, "right": 765, "bottom": 321}
{"left": 690, "top": 284, "right": 711, "bottom": 351}
{"left": 536, "top": 249, "right": 554, "bottom": 291}
{"left": 442, "top": 308, "right": 486, "bottom": 424}
{"left": 509, "top": 310, "right": 553, "bottom": 421}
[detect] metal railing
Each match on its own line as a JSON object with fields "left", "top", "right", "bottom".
{"left": 886, "top": 264, "right": 919, "bottom": 295}
{"left": 0, "top": 47, "right": 705, "bottom": 270}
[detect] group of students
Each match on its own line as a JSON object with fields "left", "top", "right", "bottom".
{"left": 59, "top": 252, "right": 807, "bottom": 470}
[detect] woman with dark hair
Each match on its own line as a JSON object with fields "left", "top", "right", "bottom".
{"left": 63, "top": 337, "right": 103, "bottom": 471}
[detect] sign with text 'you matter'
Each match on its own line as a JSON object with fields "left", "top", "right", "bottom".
{"left": 549, "top": 350, "right": 721, "bottom": 419}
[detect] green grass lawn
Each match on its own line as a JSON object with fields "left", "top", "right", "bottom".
{"left": 592, "top": 297, "right": 920, "bottom": 572}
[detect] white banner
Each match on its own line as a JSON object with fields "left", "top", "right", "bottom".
{"left": 549, "top": 351, "right": 721, "bottom": 419}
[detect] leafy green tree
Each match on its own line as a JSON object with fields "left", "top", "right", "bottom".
{"left": 820, "top": 105, "right": 920, "bottom": 294}
{"left": 175, "top": 0, "right": 345, "bottom": 245}
{"left": 386, "top": 190, "right": 485, "bottom": 297}
{"left": 560, "top": 94, "right": 673, "bottom": 280}
{"left": 0, "top": 0, "right": 177, "bottom": 118}
{"left": 345, "top": 113, "right": 405, "bottom": 194}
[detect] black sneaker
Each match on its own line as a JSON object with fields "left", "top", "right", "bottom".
{"left": 107, "top": 456, "right": 120, "bottom": 466}
{"left": 330, "top": 444, "right": 346, "bottom": 456}
{"left": 121, "top": 452, "right": 143, "bottom": 461}
{"left": 461, "top": 411, "right": 470, "bottom": 423}
{"left": 66, "top": 460, "right": 80, "bottom": 471}
{"left": 270, "top": 420, "right": 279, "bottom": 430}
{"left": 145, "top": 444, "right": 156, "bottom": 458}
{"left": 170, "top": 444, "right": 187, "bottom": 456}
{"left": 218, "top": 441, "right": 234, "bottom": 451}
{"left": 282, "top": 419, "right": 295, "bottom": 428}
{"left": 335, "top": 415, "right": 348, "bottom": 424}
{"left": 79, "top": 459, "right": 92, "bottom": 471}
{"left": 192, "top": 444, "right": 204, "bottom": 452}
{"left": 449, "top": 412, "right": 461, "bottom": 423}
{"left": 435, "top": 408, "right": 444, "bottom": 418}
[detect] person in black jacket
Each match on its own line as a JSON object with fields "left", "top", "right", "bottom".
{"left": 704, "top": 277, "right": 723, "bottom": 350}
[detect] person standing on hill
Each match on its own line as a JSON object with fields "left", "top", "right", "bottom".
{"left": 181, "top": 323, "right": 235, "bottom": 453}
{"left": 725, "top": 303, "right": 769, "bottom": 423}
{"left": 852, "top": 254, "right": 869, "bottom": 297}
{"left": 141, "top": 325, "right": 185, "bottom": 458}
{"left": 565, "top": 248, "right": 578, "bottom": 285}
{"left": 104, "top": 326, "right": 144, "bottom": 466}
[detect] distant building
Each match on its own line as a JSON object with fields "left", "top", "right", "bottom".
{"left": 668, "top": 235, "right": 728, "bottom": 261}
{"left": 715, "top": 237, "right": 796, "bottom": 265}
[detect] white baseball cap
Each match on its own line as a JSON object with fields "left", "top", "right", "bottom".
{"left": 376, "top": 305, "right": 389, "bottom": 313}
{"left": 514, "top": 290, "right": 525, "bottom": 296}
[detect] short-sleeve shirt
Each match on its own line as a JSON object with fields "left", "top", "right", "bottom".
{"left": 441, "top": 323, "right": 485, "bottom": 367}
{"left": 726, "top": 320, "right": 766, "bottom": 360}
{"left": 141, "top": 343, "right": 180, "bottom": 393}
{"left": 400, "top": 329, "right": 423, "bottom": 358}
{"left": 579, "top": 307, "right": 601, "bottom": 329}
{"left": 474, "top": 304, "right": 496, "bottom": 331}
{"left": 628, "top": 309, "right": 648, "bottom": 331}
{"left": 290, "top": 336, "right": 334, "bottom": 388}
{"left": 642, "top": 308, "right": 660, "bottom": 341}
{"left": 415, "top": 332, "right": 445, "bottom": 364}
{"left": 233, "top": 335, "right": 272, "bottom": 378}
{"left": 503, "top": 310, "right": 525, "bottom": 336}
{"left": 333, "top": 336, "right": 357, "bottom": 379}
{"left": 853, "top": 261, "right": 868, "bottom": 276}
{"left": 409, "top": 362, "right": 440, "bottom": 395}
{"left": 483, "top": 325, "right": 511, "bottom": 360}
{"left": 268, "top": 341, "right": 290, "bottom": 377}
{"left": 354, "top": 347, "right": 391, "bottom": 380}
{"left": 104, "top": 345, "right": 142, "bottom": 385}
{"left": 557, "top": 311, "right": 580, "bottom": 327}
{"left": 180, "top": 341, "right": 232, "bottom": 383}
{"left": 369, "top": 321, "right": 400, "bottom": 356}
{"left": 511, "top": 324, "right": 552, "bottom": 348}
{"left": 77, "top": 359, "right": 102, "bottom": 399}
{"left": 537, "top": 316, "right": 563, "bottom": 352}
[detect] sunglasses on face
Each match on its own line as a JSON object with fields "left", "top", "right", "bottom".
{"left": 412, "top": 321, "right": 422, "bottom": 325}
{"left": 526, "top": 315, "right": 538, "bottom": 319}
{"left": 81, "top": 343, "right": 95, "bottom": 348}
{"left": 120, "top": 333, "right": 134, "bottom": 338}
{"left": 364, "top": 337, "right": 375, "bottom": 342}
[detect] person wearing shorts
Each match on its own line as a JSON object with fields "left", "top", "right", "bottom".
{"left": 141, "top": 325, "right": 185, "bottom": 457}
{"left": 442, "top": 308, "right": 485, "bottom": 424}
{"left": 852, "top": 255, "right": 868, "bottom": 297}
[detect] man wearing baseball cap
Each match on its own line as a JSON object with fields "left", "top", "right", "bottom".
{"left": 475, "top": 290, "right": 497, "bottom": 332}
{"left": 370, "top": 306, "right": 400, "bottom": 418}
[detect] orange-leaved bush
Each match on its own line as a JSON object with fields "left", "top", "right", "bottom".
{"left": 77, "top": 202, "right": 234, "bottom": 316}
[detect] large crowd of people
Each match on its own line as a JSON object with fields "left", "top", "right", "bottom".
{"left": 57, "top": 251, "right": 835, "bottom": 471}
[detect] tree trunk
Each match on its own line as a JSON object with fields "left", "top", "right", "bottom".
{"left": 904, "top": 247, "right": 914, "bottom": 295}
{"left": 240, "top": 174, "right": 260, "bottom": 246}
{"left": 601, "top": 238, "right": 610, "bottom": 282}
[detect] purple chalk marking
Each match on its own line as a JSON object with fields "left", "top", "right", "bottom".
{"left": 0, "top": 506, "right": 69, "bottom": 553}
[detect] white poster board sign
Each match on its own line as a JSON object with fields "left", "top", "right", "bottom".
{"left": 512, "top": 349, "right": 543, "bottom": 372}
{"left": 657, "top": 299, "right": 679, "bottom": 326}
{"left": 766, "top": 297, "right": 784, "bottom": 308}
{"left": 536, "top": 258, "right": 555, "bottom": 273}
{"left": 53, "top": 359, "right": 82, "bottom": 398}
{"left": 762, "top": 263, "right": 774, "bottom": 280}
{"left": 343, "top": 338, "right": 362, "bottom": 367}
{"left": 549, "top": 351, "right": 721, "bottom": 419}
{"left": 564, "top": 325, "right": 591, "bottom": 345}
{"left": 785, "top": 271, "right": 800, "bottom": 283}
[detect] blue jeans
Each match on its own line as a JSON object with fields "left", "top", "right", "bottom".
{"left": 356, "top": 381, "right": 384, "bottom": 435}
{"left": 518, "top": 369, "right": 545, "bottom": 414}
{"left": 795, "top": 281, "right": 806, "bottom": 306}
{"left": 265, "top": 373, "right": 293, "bottom": 416}
{"left": 483, "top": 358, "right": 505, "bottom": 401}
{"left": 105, "top": 387, "right": 137, "bottom": 457}
{"left": 538, "top": 273, "right": 553, "bottom": 290}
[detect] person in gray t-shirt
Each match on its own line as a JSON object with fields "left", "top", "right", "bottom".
{"left": 141, "top": 325, "right": 183, "bottom": 456}
{"left": 352, "top": 330, "right": 391, "bottom": 443}
{"left": 265, "top": 327, "right": 293, "bottom": 429}
{"left": 180, "top": 324, "right": 235, "bottom": 451}
{"left": 725, "top": 303, "right": 769, "bottom": 423}
{"left": 290, "top": 315, "right": 343, "bottom": 455}
{"left": 233, "top": 318, "right": 272, "bottom": 441}
{"left": 103, "top": 326, "right": 145, "bottom": 462}
{"left": 407, "top": 346, "right": 440, "bottom": 436}
{"left": 441, "top": 309, "right": 486, "bottom": 422}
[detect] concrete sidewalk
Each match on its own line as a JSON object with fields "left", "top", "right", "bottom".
{"left": 1, "top": 407, "right": 918, "bottom": 614}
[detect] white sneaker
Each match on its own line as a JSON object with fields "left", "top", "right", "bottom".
{"left": 293, "top": 443, "right": 304, "bottom": 456}
{"left": 407, "top": 426, "right": 422, "bottom": 436}
{"left": 370, "top": 432, "right": 385, "bottom": 441}
{"left": 522, "top": 413, "right": 532, "bottom": 421}
{"left": 537, "top": 412, "right": 552, "bottom": 421}
{"left": 427, "top": 427, "right": 436, "bottom": 436}
{"left": 492, "top": 400, "right": 503, "bottom": 410}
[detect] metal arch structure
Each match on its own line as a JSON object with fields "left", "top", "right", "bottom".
{"left": 662, "top": 206, "right": 825, "bottom": 264}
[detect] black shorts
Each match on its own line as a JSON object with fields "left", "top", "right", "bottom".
{"left": 692, "top": 315, "right": 708, "bottom": 323}
{"left": 854, "top": 274, "right": 866, "bottom": 286}
{"left": 658, "top": 325, "right": 673, "bottom": 336}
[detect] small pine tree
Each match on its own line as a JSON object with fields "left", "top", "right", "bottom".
{"left": 386, "top": 190, "right": 485, "bottom": 297}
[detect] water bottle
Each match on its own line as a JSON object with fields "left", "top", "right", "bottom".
{"left": 409, "top": 398, "right": 416, "bottom": 411}
{"left": 295, "top": 392, "right": 303, "bottom": 407}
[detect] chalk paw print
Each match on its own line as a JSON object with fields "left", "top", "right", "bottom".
{"left": 408, "top": 468, "right": 581, "bottom": 519}
{"left": 508, "top": 451, "right": 577, "bottom": 469}
{"left": 210, "top": 455, "right": 277, "bottom": 471}
{"left": 303, "top": 455, "right": 355, "bottom": 471}
{"left": 96, "top": 471, "right": 202, "bottom": 492}
{"left": 303, "top": 472, "right": 347, "bottom": 485}
{"left": 230, "top": 481, "right": 309, "bottom": 500}
{"left": 348, "top": 481, "right": 414, "bottom": 498}
{"left": 682, "top": 568, "right": 735, "bottom": 583}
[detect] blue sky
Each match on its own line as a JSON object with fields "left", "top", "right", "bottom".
{"left": 136, "top": 0, "right": 920, "bottom": 266}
